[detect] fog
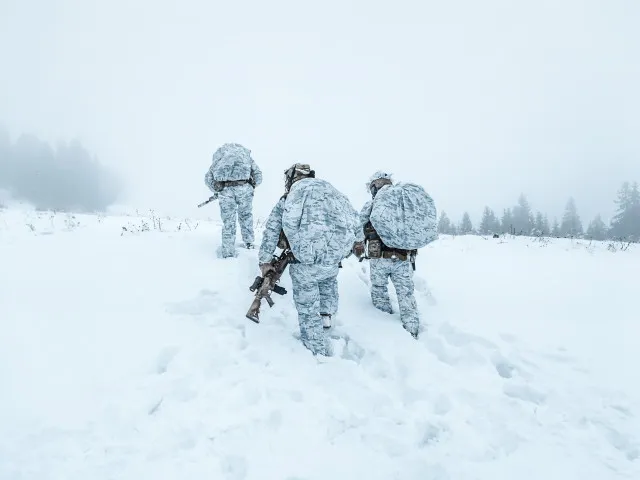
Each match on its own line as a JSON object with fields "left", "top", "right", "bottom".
{"left": 1, "top": 0, "right": 638, "bottom": 223}
{"left": 0, "top": 127, "right": 121, "bottom": 211}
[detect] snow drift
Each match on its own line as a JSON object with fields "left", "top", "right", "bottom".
{"left": 0, "top": 208, "right": 638, "bottom": 480}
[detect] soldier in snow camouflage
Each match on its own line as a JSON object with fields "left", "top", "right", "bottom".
{"left": 352, "top": 171, "right": 421, "bottom": 339}
{"left": 205, "top": 143, "right": 262, "bottom": 258}
{"left": 258, "top": 164, "right": 359, "bottom": 356}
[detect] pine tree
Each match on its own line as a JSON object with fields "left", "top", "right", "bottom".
{"left": 492, "top": 214, "right": 502, "bottom": 234}
{"left": 437, "top": 211, "right": 452, "bottom": 234}
{"left": 630, "top": 182, "right": 640, "bottom": 241}
{"left": 542, "top": 214, "right": 550, "bottom": 236}
{"left": 0, "top": 127, "right": 13, "bottom": 192}
{"left": 560, "top": 197, "right": 583, "bottom": 237}
{"left": 501, "top": 208, "right": 514, "bottom": 234}
{"left": 533, "top": 211, "right": 545, "bottom": 235}
{"left": 586, "top": 214, "right": 608, "bottom": 241}
{"left": 512, "top": 193, "right": 534, "bottom": 235}
{"left": 479, "top": 206, "right": 499, "bottom": 235}
{"left": 459, "top": 212, "right": 473, "bottom": 234}
{"left": 610, "top": 182, "right": 630, "bottom": 238}
{"left": 610, "top": 181, "right": 640, "bottom": 241}
{"left": 552, "top": 217, "right": 561, "bottom": 237}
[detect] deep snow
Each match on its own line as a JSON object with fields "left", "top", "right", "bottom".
{"left": 1, "top": 207, "right": 639, "bottom": 479}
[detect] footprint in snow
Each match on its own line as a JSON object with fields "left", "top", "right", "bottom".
{"left": 290, "top": 327, "right": 366, "bottom": 363}
{"left": 604, "top": 428, "right": 639, "bottom": 461}
{"left": 155, "top": 346, "right": 180, "bottom": 374}
{"left": 490, "top": 351, "right": 531, "bottom": 380}
{"left": 335, "top": 335, "right": 366, "bottom": 364}
{"left": 215, "top": 246, "right": 239, "bottom": 259}
{"left": 414, "top": 276, "right": 437, "bottom": 305}
{"left": 419, "top": 422, "right": 449, "bottom": 447}
{"left": 424, "top": 337, "right": 459, "bottom": 366}
{"left": 493, "top": 360, "right": 515, "bottom": 379}
{"left": 588, "top": 419, "right": 640, "bottom": 462}
{"left": 503, "top": 383, "right": 546, "bottom": 405}
{"left": 356, "top": 264, "right": 370, "bottom": 286}
{"left": 438, "top": 322, "right": 497, "bottom": 350}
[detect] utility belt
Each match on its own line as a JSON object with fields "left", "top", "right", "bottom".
{"left": 367, "top": 239, "right": 416, "bottom": 262}
{"left": 363, "top": 221, "right": 417, "bottom": 268}
{"left": 213, "top": 179, "right": 253, "bottom": 191}
{"left": 381, "top": 247, "right": 416, "bottom": 261}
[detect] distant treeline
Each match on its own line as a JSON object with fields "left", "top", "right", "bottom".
{"left": 0, "top": 127, "right": 121, "bottom": 212}
{"left": 438, "top": 182, "right": 640, "bottom": 243}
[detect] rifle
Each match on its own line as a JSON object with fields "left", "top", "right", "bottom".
{"left": 197, "top": 194, "right": 218, "bottom": 208}
{"left": 246, "top": 248, "right": 295, "bottom": 323}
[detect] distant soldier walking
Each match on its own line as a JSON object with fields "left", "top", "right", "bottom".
{"left": 352, "top": 171, "right": 438, "bottom": 339}
{"left": 258, "top": 163, "right": 359, "bottom": 356}
{"left": 204, "top": 143, "right": 262, "bottom": 257}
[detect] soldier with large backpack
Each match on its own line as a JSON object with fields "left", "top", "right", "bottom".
{"left": 258, "top": 163, "right": 359, "bottom": 356}
{"left": 352, "top": 171, "right": 438, "bottom": 339}
{"left": 204, "top": 143, "right": 262, "bottom": 258}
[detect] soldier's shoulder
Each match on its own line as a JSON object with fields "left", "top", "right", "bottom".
{"left": 361, "top": 199, "right": 374, "bottom": 211}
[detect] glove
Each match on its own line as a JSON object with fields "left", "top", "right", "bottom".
{"left": 260, "top": 263, "right": 275, "bottom": 277}
{"left": 352, "top": 241, "right": 365, "bottom": 258}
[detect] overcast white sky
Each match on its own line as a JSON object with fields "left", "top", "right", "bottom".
{"left": 1, "top": 0, "right": 639, "bottom": 224}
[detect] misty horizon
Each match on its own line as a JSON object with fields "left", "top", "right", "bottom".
{"left": 0, "top": 125, "right": 636, "bottom": 234}
{"left": 1, "top": 0, "right": 638, "bottom": 225}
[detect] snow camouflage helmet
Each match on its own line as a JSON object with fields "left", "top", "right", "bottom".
{"left": 367, "top": 171, "right": 393, "bottom": 197}
{"left": 284, "top": 163, "right": 315, "bottom": 193}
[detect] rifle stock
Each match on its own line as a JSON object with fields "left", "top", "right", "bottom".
{"left": 197, "top": 195, "right": 218, "bottom": 208}
{"left": 246, "top": 249, "right": 294, "bottom": 323}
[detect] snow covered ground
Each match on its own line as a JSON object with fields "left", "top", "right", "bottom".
{"left": 1, "top": 207, "right": 639, "bottom": 480}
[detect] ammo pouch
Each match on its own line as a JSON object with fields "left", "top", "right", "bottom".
{"left": 367, "top": 239, "right": 382, "bottom": 259}
{"left": 381, "top": 249, "right": 415, "bottom": 261}
{"left": 381, "top": 248, "right": 418, "bottom": 270}
{"left": 364, "top": 221, "right": 382, "bottom": 258}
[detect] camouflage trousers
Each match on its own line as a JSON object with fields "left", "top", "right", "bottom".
{"left": 218, "top": 184, "right": 255, "bottom": 257}
{"left": 289, "top": 263, "right": 340, "bottom": 356}
{"left": 369, "top": 258, "right": 420, "bottom": 336}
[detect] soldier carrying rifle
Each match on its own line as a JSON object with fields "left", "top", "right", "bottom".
{"left": 251, "top": 163, "right": 360, "bottom": 357}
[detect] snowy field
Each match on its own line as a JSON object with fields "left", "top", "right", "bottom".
{"left": 1, "top": 207, "right": 639, "bottom": 480}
